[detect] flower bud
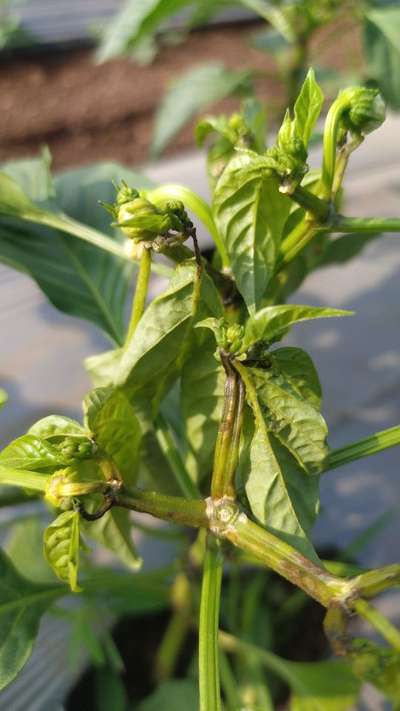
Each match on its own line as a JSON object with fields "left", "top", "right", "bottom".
{"left": 117, "top": 197, "right": 171, "bottom": 242}
{"left": 338, "top": 87, "right": 386, "bottom": 138}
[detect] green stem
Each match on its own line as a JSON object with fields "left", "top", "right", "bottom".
{"left": 289, "top": 186, "right": 331, "bottom": 222}
{"left": 334, "top": 215, "right": 400, "bottom": 234}
{"left": 199, "top": 534, "right": 223, "bottom": 711}
{"left": 325, "top": 425, "right": 400, "bottom": 471}
{"left": 115, "top": 488, "right": 207, "bottom": 528}
{"left": 155, "top": 413, "right": 200, "bottom": 499}
{"left": 148, "top": 184, "right": 229, "bottom": 268}
{"left": 211, "top": 357, "right": 239, "bottom": 500}
{"left": 221, "top": 511, "right": 352, "bottom": 608}
{"left": 332, "top": 135, "right": 363, "bottom": 198}
{"left": 126, "top": 246, "right": 151, "bottom": 343}
{"left": 320, "top": 93, "right": 350, "bottom": 201}
{"left": 278, "top": 218, "right": 323, "bottom": 267}
{"left": 353, "top": 598, "right": 400, "bottom": 652}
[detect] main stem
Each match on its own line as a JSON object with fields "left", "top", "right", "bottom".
{"left": 199, "top": 534, "right": 223, "bottom": 711}
{"left": 211, "top": 354, "right": 241, "bottom": 500}
{"left": 126, "top": 246, "right": 151, "bottom": 343}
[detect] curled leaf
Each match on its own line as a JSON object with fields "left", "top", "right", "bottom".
{"left": 43, "top": 510, "right": 83, "bottom": 592}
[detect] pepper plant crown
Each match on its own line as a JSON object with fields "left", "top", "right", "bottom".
{"left": 0, "top": 69, "right": 400, "bottom": 708}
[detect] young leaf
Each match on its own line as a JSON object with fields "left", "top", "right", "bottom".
{"left": 0, "top": 434, "right": 68, "bottom": 472}
{"left": 0, "top": 548, "right": 64, "bottom": 691}
{"left": 364, "top": 7, "right": 400, "bottom": 109}
{"left": 242, "top": 304, "right": 353, "bottom": 350}
{"left": 43, "top": 510, "right": 82, "bottom": 592}
{"left": 213, "top": 152, "right": 291, "bottom": 312}
{"left": 29, "top": 415, "right": 88, "bottom": 441}
{"left": 294, "top": 69, "right": 324, "bottom": 147}
{"left": 83, "top": 387, "right": 142, "bottom": 486}
{"left": 152, "top": 63, "right": 252, "bottom": 157}
{"left": 181, "top": 333, "right": 225, "bottom": 484}
{"left": 82, "top": 508, "right": 141, "bottom": 571}
{"left": 251, "top": 365, "right": 328, "bottom": 474}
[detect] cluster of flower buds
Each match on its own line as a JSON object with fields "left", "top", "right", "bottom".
{"left": 101, "top": 181, "right": 194, "bottom": 252}
{"left": 267, "top": 110, "right": 308, "bottom": 193}
{"left": 204, "top": 318, "right": 245, "bottom": 356}
{"left": 336, "top": 87, "right": 386, "bottom": 144}
{"left": 58, "top": 436, "right": 97, "bottom": 463}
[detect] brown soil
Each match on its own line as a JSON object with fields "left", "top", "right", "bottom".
{"left": 0, "top": 18, "right": 361, "bottom": 170}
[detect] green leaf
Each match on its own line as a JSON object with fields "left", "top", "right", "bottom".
{"left": 82, "top": 508, "right": 141, "bottom": 571}
{"left": 364, "top": 7, "right": 400, "bottom": 108}
{"left": 43, "top": 510, "right": 82, "bottom": 592}
{"left": 6, "top": 516, "right": 57, "bottom": 584}
{"left": 152, "top": 63, "right": 252, "bottom": 157}
{"left": 251, "top": 362, "right": 328, "bottom": 474}
{"left": 213, "top": 152, "right": 291, "bottom": 312}
{"left": 294, "top": 69, "right": 324, "bottom": 147}
{"left": 96, "top": 0, "right": 192, "bottom": 62}
{"left": 270, "top": 347, "right": 322, "bottom": 410}
{"left": 83, "top": 387, "right": 142, "bottom": 486}
{"left": 114, "top": 260, "right": 201, "bottom": 414}
{"left": 181, "top": 333, "right": 225, "bottom": 484}
{"left": 238, "top": 364, "right": 320, "bottom": 560}
{"left": 0, "top": 434, "right": 68, "bottom": 472}
{"left": 1, "top": 149, "right": 54, "bottom": 201}
{"left": 348, "top": 637, "right": 400, "bottom": 704}
{"left": 29, "top": 415, "right": 88, "bottom": 441}
{"left": 0, "top": 548, "right": 64, "bottom": 691}
{"left": 85, "top": 348, "right": 124, "bottom": 388}
{"left": 242, "top": 304, "right": 353, "bottom": 350}
{"left": 0, "top": 161, "right": 152, "bottom": 342}
{"left": 137, "top": 679, "right": 199, "bottom": 711}
{"left": 289, "top": 659, "right": 360, "bottom": 710}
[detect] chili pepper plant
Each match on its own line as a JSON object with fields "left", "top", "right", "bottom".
{"left": 0, "top": 71, "right": 400, "bottom": 708}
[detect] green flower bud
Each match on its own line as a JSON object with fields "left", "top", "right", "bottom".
{"left": 115, "top": 182, "right": 140, "bottom": 207}
{"left": 338, "top": 87, "right": 386, "bottom": 138}
{"left": 226, "top": 324, "right": 245, "bottom": 354}
{"left": 117, "top": 197, "right": 171, "bottom": 242}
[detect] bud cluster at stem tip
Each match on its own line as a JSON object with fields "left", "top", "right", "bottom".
{"left": 337, "top": 87, "right": 386, "bottom": 142}
{"left": 101, "top": 180, "right": 194, "bottom": 250}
